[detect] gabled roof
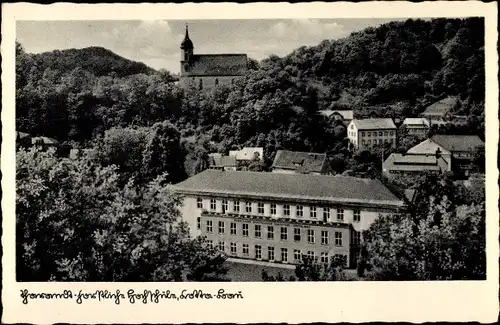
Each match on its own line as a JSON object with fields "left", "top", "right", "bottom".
{"left": 188, "top": 54, "right": 247, "bottom": 77}
{"left": 318, "top": 110, "right": 354, "bottom": 120}
{"left": 351, "top": 118, "right": 396, "bottom": 130}
{"left": 17, "top": 131, "right": 31, "bottom": 139}
{"left": 229, "top": 147, "right": 263, "bottom": 161}
{"left": 402, "top": 118, "right": 430, "bottom": 128}
{"left": 431, "top": 134, "right": 484, "bottom": 152}
{"left": 272, "top": 150, "right": 328, "bottom": 174}
{"left": 383, "top": 153, "right": 449, "bottom": 172}
{"left": 171, "top": 170, "right": 404, "bottom": 207}
{"left": 32, "top": 136, "right": 58, "bottom": 145}
{"left": 421, "top": 97, "right": 458, "bottom": 116}
{"left": 407, "top": 139, "right": 451, "bottom": 155}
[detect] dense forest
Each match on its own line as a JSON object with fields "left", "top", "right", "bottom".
{"left": 15, "top": 18, "right": 486, "bottom": 281}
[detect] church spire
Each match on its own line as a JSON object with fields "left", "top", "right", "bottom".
{"left": 181, "top": 22, "right": 193, "bottom": 50}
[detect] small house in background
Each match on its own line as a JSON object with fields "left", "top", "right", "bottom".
{"left": 229, "top": 147, "right": 263, "bottom": 162}
{"left": 318, "top": 109, "right": 353, "bottom": 125}
{"left": 382, "top": 152, "right": 450, "bottom": 179}
{"left": 271, "top": 150, "right": 333, "bottom": 175}
{"left": 347, "top": 118, "right": 397, "bottom": 150}
{"left": 208, "top": 153, "right": 237, "bottom": 171}
{"left": 400, "top": 117, "right": 430, "bottom": 137}
{"left": 31, "top": 136, "right": 58, "bottom": 148}
{"left": 420, "top": 96, "right": 458, "bottom": 125}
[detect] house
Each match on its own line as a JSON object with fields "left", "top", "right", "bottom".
{"left": 179, "top": 24, "right": 247, "bottom": 90}
{"left": 171, "top": 170, "right": 406, "bottom": 268}
{"left": 208, "top": 153, "right": 238, "bottom": 171}
{"left": 229, "top": 147, "right": 263, "bottom": 162}
{"left": 420, "top": 97, "right": 458, "bottom": 125}
{"left": 382, "top": 153, "right": 450, "bottom": 178}
{"left": 407, "top": 135, "right": 484, "bottom": 174}
{"left": 347, "top": 118, "right": 397, "bottom": 149}
{"left": 318, "top": 110, "right": 353, "bottom": 125}
{"left": 400, "top": 118, "right": 430, "bottom": 137}
{"left": 271, "top": 150, "right": 333, "bottom": 175}
{"left": 31, "top": 136, "right": 58, "bottom": 148}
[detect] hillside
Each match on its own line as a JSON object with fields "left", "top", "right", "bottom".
{"left": 26, "top": 46, "right": 156, "bottom": 78}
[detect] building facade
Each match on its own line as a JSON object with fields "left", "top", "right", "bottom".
{"left": 400, "top": 118, "right": 430, "bottom": 138}
{"left": 179, "top": 24, "right": 248, "bottom": 90}
{"left": 171, "top": 170, "right": 406, "bottom": 268}
{"left": 347, "top": 118, "right": 397, "bottom": 150}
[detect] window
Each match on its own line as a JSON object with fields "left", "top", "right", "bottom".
{"left": 254, "top": 225, "right": 262, "bottom": 238}
{"left": 242, "top": 223, "right": 249, "bottom": 237}
{"left": 307, "top": 229, "right": 315, "bottom": 244}
{"left": 367, "top": 132, "right": 371, "bottom": 136}
{"left": 218, "top": 242, "right": 225, "bottom": 251}
{"left": 379, "top": 131, "right": 383, "bottom": 136}
{"left": 270, "top": 204, "right": 276, "bottom": 215}
{"left": 197, "top": 217, "right": 201, "bottom": 230}
{"left": 230, "top": 222, "right": 237, "bottom": 235}
{"left": 281, "top": 248, "right": 288, "bottom": 263}
{"left": 335, "top": 232, "right": 343, "bottom": 247}
{"left": 320, "top": 252, "right": 329, "bottom": 264}
{"left": 353, "top": 209, "right": 361, "bottom": 223}
{"left": 255, "top": 245, "right": 262, "bottom": 259}
{"left": 321, "top": 230, "right": 329, "bottom": 245}
{"left": 352, "top": 231, "right": 361, "bottom": 245}
{"left": 351, "top": 125, "right": 354, "bottom": 129}
{"left": 362, "top": 132, "right": 365, "bottom": 136}
{"left": 362, "top": 140, "right": 366, "bottom": 145}
{"left": 337, "top": 208, "right": 344, "bottom": 221}
{"left": 384, "top": 131, "right": 388, "bottom": 136}
{"left": 198, "top": 78, "right": 203, "bottom": 90}
{"left": 242, "top": 244, "right": 249, "bottom": 256}
{"left": 218, "top": 221, "right": 225, "bottom": 234}
{"left": 245, "top": 202, "right": 252, "bottom": 213}
{"left": 230, "top": 243, "right": 237, "bottom": 254}
{"left": 390, "top": 131, "right": 394, "bottom": 136}
{"left": 197, "top": 198, "right": 203, "bottom": 209}
{"left": 206, "top": 220, "right": 213, "bottom": 233}
{"left": 210, "top": 199, "right": 216, "bottom": 211}
{"left": 268, "top": 247, "right": 275, "bottom": 261}
{"left": 310, "top": 206, "right": 317, "bottom": 218}
{"left": 294, "top": 228, "right": 301, "bottom": 242}
{"left": 207, "top": 240, "right": 213, "bottom": 249}
{"left": 258, "top": 202, "right": 264, "bottom": 214}
{"left": 307, "top": 251, "right": 315, "bottom": 259}
{"left": 323, "top": 207, "right": 330, "bottom": 222}
{"left": 222, "top": 200, "right": 228, "bottom": 213}
{"left": 296, "top": 205, "right": 303, "bottom": 217}
{"left": 234, "top": 201, "right": 240, "bottom": 212}
{"left": 283, "top": 204, "right": 290, "bottom": 216}
{"left": 367, "top": 140, "right": 371, "bottom": 145}
{"left": 267, "top": 226, "right": 274, "bottom": 240}
{"left": 294, "top": 249, "right": 302, "bottom": 262}
{"left": 215, "top": 78, "right": 219, "bottom": 85}
{"left": 280, "top": 227, "right": 288, "bottom": 240}
{"left": 373, "top": 139, "right": 377, "bottom": 145}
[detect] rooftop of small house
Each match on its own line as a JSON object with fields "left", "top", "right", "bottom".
{"left": 272, "top": 150, "right": 328, "bottom": 174}
{"left": 431, "top": 134, "right": 484, "bottom": 152}
{"left": 421, "top": 97, "right": 458, "bottom": 116}
{"left": 351, "top": 118, "right": 396, "bottom": 130}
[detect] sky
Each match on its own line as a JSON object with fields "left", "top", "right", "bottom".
{"left": 17, "top": 19, "right": 404, "bottom": 73}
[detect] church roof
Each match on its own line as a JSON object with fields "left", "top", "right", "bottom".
{"left": 187, "top": 54, "right": 248, "bottom": 77}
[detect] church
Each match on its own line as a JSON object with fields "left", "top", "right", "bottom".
{"left": 179, "top": 24, "right": 248, "bottom": 90}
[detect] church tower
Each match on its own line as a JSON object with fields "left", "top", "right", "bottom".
{"left": 180, "top": 23, "right": 194, "bottom": 74}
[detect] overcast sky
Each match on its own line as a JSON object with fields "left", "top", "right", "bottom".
{"left": 17, "top": 19, "right": 403, "bottom": 73}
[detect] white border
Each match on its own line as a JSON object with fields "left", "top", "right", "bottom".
{"left": 2, "top": 2, "right": 499, "bottom": 323}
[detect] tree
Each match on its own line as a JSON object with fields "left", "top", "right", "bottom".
{"left": 16, "top": 148, "right": 228, "bottom": 281}
{"left": 295, "top": 255, "right": 347, "bottom": 281}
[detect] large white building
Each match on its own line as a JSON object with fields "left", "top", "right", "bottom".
{"left": 347, "top": 118, "right": 397, "bottom": 149}
{"left": 171, "top": 170, "right": 407, "bottom": 268}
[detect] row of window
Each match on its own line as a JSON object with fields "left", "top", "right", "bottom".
{"left": 200, "top": 220, "right": 345, "bottom": 246}
{"left": 197, "top": 198, "right": 361, "bottom": 222}
{"left": 362, "top": 139, "right": 394, "bottom": 146}
{"left": 362, "top": 131, "right": 394, "bottom": 137}
{"left": 207, "top": 241, "right": 346, "bottom": 264}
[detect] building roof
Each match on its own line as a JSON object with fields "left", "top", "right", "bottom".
{"left": 431, "top": 134, "right": 484, "bottom": 152}
{"left": 402, "top": 118, "right": 430, "bottom": 128}
{"left": 318, "top": 110, "right": 354, "bottom": 120}
{"left": 17, "top": 131, "right": 31, "bottom": 139}
{"left": 171, "top": 170, "right": 405, "bottom": 207}
{"left": 229, "top": 147, "right": 263, "bottom": 161}
{"left": 187, "top": 54, "right": 248, "bottom": 77}
{"left": 272, "top": 150, "right": 327, "bottom": 174}
{"left": 180, "top": 24, "right": 194, "bottom": 50}
{"left": 351, "top": 118, "right": 396, "bottom": 130}
{"left": 31, "top": 136, "right": 58, "bottom": 145}
{"left": 209, "top": 155, "right": 237, "bottom": 168}
{"left": 421, "top": 97, "right": 458, "bottom": 116}
{"left": 383, "top": 153, "right": 449, "bottom": 172}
